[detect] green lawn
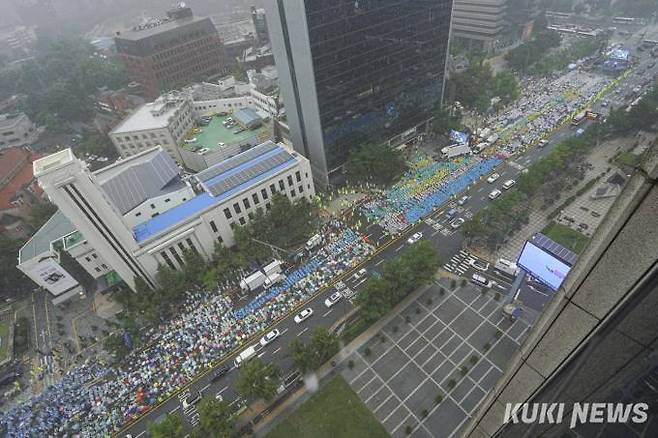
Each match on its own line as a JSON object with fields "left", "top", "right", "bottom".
{"left": 266, "top": 376, "right": 389, "bottom": 438}
{"left": 0, "top": 319, "right": 10, "bottom": 362}
{"left": 615, "top": 151, "right": 641, "bottom": 167}
{"left": 542, "top": 222, "right": 590, "bottom": 254}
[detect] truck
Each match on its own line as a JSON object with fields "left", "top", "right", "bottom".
{"left": 571, "top": 110, "right": 588, "bottom": 126}
{"left": 263, "top": 272, "right": 286, "bottom": 289}
{"left": 441, "top": 144, "right": 471, "bottom": 159}
{"left": 486, "top": 133, "right": 499, "bottom": 145}
{"left": 240, "top": 271, "right": 267, "bottom": 292}
{"left": 494, "top": 258, "right": 519, "bottom": 277}
{"left": 472, "top": 141, "right": 489, "bottom": 154}
{"left": 305, "top": 234, "right": 323, "bottom": 251}
{"left": 234, "top": 345, "right": 257, "bottom": 367}
{"left": 263, "top": 259, "right": 283, "bottom": 277}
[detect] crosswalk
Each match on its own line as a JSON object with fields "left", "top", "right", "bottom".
{"left": 443, "top": 250, "right": 473, "bottom": 275}
{"left": 508, "top": 161, "right": 526, "bottom": 171}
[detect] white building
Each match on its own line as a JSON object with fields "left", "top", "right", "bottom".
{"left": 24, "top": 141, "right": 314, "bottom": 298}
{"left": 109, "top": 94, "right": 195, "bottom": 162}
{"left": 0, "top": 112, "right": 39, "bottom": 149}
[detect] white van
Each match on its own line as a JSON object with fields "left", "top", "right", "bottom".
{"left": 234, "top": 345, "right": 257, "bottom": 368}
{"left": 471, "top": 273, "right": 492, "bottom": 288}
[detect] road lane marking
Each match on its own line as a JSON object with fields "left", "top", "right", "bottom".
{"left": 257, "top": 351, "right": 266, "bottom": 358}
{"left": 136, "top": 432, "right": 146, "bottom": 438}
{"left": 297, "top": 327, "right": 309, "bottom": 337}
{"left": 375, "top": 259, "right": 385, "bottom": 266}
{"left": 395, "top": 245, "right": 404, "bottom": 252}
{"left": 218, "top": 386, "right": 228, "bottom": 395}
{"left": 280, "top": 328, "right": 288, "bottom": 335}
{"left": 169, "top": 406, "right": 179, "bottom": 414}
{"left": 200, "top": 383, "right": 209, "bottom": 393}
{"left": 432, "top": 229, "right": 440, "bottom": 236}
{"left": 322, "top": 309, "right": 333, "bottom": 317}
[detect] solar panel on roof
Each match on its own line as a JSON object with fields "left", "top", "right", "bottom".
{"left": 196, "top": 141, "right": 278, "bottom": 184}
{"left": 532, "top": 233, "right": 578, "bottom": 266}
{"left": 207, "top": 150, "right": 292, "bottom": 197}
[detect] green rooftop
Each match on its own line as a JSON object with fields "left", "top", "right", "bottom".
{"left": 63, "top": 231, "right": 84, "bottom": 249}
{"left": 182, "top": 113, "right": 269, "bottom": 153}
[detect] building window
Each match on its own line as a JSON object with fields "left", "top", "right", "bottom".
{"left": 265, "top": 202, "right": 271, "bottom": 210}
{"left": 243, "top": 198, "right": 251, "bottom": 209}
{"left": 296, "top": 171, "right": 301, "bottom": 182}
{"left": 299, "top": 185, "right": 304, "bottom": 193}
{"left": 239, "top": 217, "right": 246, "bottom": 226}
{"left": 287, "top": 175, "right": 293, "bottom": 186}
{"left": 161, "top": 251, "right": 176, "bottom": 270}
{"left": 186, "top": 238, "right": 198, "bottom": 253}
{"left": 217, "top": 235, "right": 224, "bottom": 244}
{"left": 252, "top": 193, "right": 260, "bottom": 205}
{"left": 279, "top": 180, "right": 285, "bottom": 191}
{"left": 136, "top": 212, "right": 142, "bottom": 217}
{"left": 95, "top": 267, "right": 101, "bottom": 273}
{"left": 224, "top": 208, "right": 232, "bottom": 219}
{"left": 85, "top": 256, "right": 91, "bottom": 262}
{"left": 210, "top": 220, "right": 218, "bottom": 233}
{"left": 170, "top": 247, "right": 183, "bottom": 266}
{"left": 291, "top": 189, "right": 296, "bottom": 197}
{"left": 270, "top": 183, "right": 276, "bottom": 193}
{"left": 233, "top": 203, "right": 242, "bottom": 214}
{"left": 101, "top": 264, "right": 108, "bottom": 269}
{"left": 261, "top": 188, "right": 268, "bottom": 200}
{"left": 164, "top": 198, "right": 171, "bottom": 203}
{"left": 230, "top": 222, "right": 236, "bottom": 230}
{"left": 248, "top": 212, "right": 254, "bottom": 220}
{"left": 92, "top": 253, "right": 98, "bottom": 259}
{"left": 150, "top": 203, "right": 156, "bottom": 209}
{"left": 178, "top": 242, "right": 186, "bottom": 253}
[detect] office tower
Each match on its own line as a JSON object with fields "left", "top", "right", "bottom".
{"left": 251, "top": 6, "right": 269, "bottom": 45}
{"left": 265, "top": 0, "right": 453, "bottom": 186}
{"left": 115, "top": 6, "right": 226, "bottom": 99}
{"left": 452, "top": 0, "right": 507, "bottom": 53}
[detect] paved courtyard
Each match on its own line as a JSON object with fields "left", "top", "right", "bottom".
{"left": 340, "top": 280, "right": 531, "bottom": 438}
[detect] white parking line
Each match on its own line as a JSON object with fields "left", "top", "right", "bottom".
{"left": 432, "top": 229, "right": 441, "bottom": 236}
{"left": 169, "top": 406, "right": 179, "bottom": 414}
{"left": 257, "top": 351, "right": 266, "bottom": 358}
{"left": 200, "top": 383, "right": 210, "bottom": 393}
{"left": 322, "top": 309, "right": 333, "bottom": 317}
{"left": 217, "top": 386, "right": 228, "bottom": 395}
{"left": 297, "top": 327, "right": 309, "bottom": 337}
{"left": 395, "top": 245, "right": 404, "bottom": 252}
{"left": 375, "top": 259, "right": 385, "bottom": 266}
{"left": 272, "top": 347, "right": 281, "bottom": 355}
{"left": 136, "top": 431, "right": 146, "bottom": 438}
{"left": 280, "top": 328, "right": 288, "bottom": 335}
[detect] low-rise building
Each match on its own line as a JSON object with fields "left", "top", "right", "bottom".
{"left": 109, "top": 94, "right": 195, "bottom": 162}
{"left": 0, "top": 147, "right": 43, "bottom": 238}
{"left": 0, "top": 113, "right": 39, "bottom": 149}
{"left": 24, "top": 141, "right": 314, "bottom": 299}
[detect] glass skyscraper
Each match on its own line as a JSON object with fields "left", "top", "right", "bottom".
{"left": 266, "top": 0, "right": 453, "bottom": 186}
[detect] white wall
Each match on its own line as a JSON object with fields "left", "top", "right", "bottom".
{"left": 123, "top": 184, "right": 196, "bottom": 228}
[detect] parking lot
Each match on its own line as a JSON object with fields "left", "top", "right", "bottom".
{"left": 340, "top": 279, "right": 530, "bottom": 438}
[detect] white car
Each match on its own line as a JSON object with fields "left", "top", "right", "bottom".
{"left": 184, "top": 138, "right": 197, "bottom": 144}
{"left": 471, "top": 273, "right": 493, "bottom": 288}
{"left": 502, "top": 179, "right": 516, "bottom": 190}
{"left": 294, "top": 308, "right": 314, "bottom": 324}
{"left": 488, "top": 189, "right": 502, "bottom": 200}
{"left": 182, "top": 391, "right": 202, "bottom": 409}
{"left": 407, "top": 232, "right": 423, "bottom": 244}
{"left": 538, "top": 139, "right": 548, "bottom": 148}
{"left": 259, "top": 329, "right": 281, "bottom": 347}
{"left": 469, "top": 259, "right": 490, "bottom": 272}
{"left": 450, "top": 218, "right": 465, "bottom": 229}
{"left": 352, "top": 268, "right": 368, "bottom": 282}
{"left": 324, "top": 292, "right": 342, "bottom": 308}
{"left": 487, "top": 173, "right": 500, "bottom": 183}
{"left": 457, "top": 195, "right": 470, "bottom": 206}
{"left": 335, "top": 281, "right": 346, "bottom": 291}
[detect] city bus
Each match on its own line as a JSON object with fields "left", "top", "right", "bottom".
{"left": 613, "top": 17, "right": 638, "bottom": 24}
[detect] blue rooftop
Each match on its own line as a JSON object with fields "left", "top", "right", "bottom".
{"left": 133, "top": 142, "right": 297, "bottom": 243}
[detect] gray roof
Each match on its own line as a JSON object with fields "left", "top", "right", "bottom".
{"left": 99, "top": 150, "right": 181, "bottom": 214}
{"left": 234, "top": 108, "right": 262, "bottom": 126}
{"left": 532, "top": 233, "right": 578, "bottom": 267}
{"left": 18, "top": 210, "right": 76, "bottom": 264}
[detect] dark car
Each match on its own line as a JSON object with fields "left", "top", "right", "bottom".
{"left": 210, "top": 365, "right": 230, "bottom": 382}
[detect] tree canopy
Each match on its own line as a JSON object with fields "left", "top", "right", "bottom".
{"left": 193, "top": 396, "right": 235, "bottom": 438}
{"left": 289, "top": 327, "right": 340, "bottom": 374}
{"left": 236, "top": 357, "right": 281, "bottom": 402}
{"left": 149, "top": 412, "right": 184, "bottom": 438}
{"left": 448, "top": 61, "right": 520, "bottom": 112}
{"left": 506, "top": 30, "right": 562, "bottom": 73}
{"left": 345, "top": 142, "right": 407, "bottom": 186}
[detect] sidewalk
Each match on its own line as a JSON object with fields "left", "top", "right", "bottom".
{"left": 241, "top": 278, "right": 442, "bottom": 437}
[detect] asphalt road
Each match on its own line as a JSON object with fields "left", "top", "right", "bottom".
{"left": 119, "top": 49, "right": 658, "bottom": 438}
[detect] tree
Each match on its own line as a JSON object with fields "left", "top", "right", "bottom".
{"left": 289, "top": 338, "right": 314, "bottom": 373}
{"left": 290, "top": 328, "right": 340, "bottom": 373}
{"left": 149, "top": 412, "right": 184, "bottom": 438}
{"left": 236, "top": 357, "right": 281, "bottom": 402}
{"left": 345, "top": 142, "right": 406, "bottom": 186}
{"left": 195, "top": 396, "right": 235, "bottom": 438}
{"left": 0, "top": 235, "right": 31, "bottom": 294}
{"left": 232, "top": 62, "right": 248, "bottom": 82}
{"left": 431, "top": 107, "right": 461, "bottom": 135}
